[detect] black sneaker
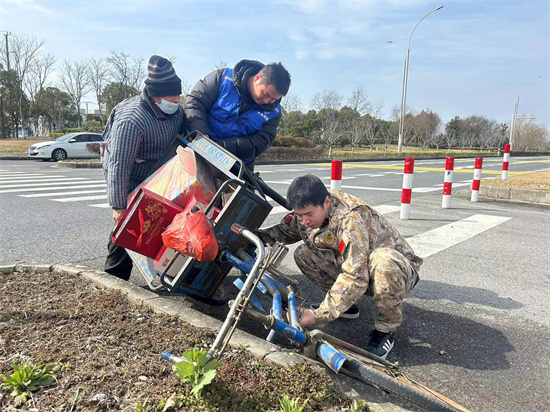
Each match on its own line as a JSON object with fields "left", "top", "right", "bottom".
{"left": 309, "top": 303, "right": 360, "bottom": 319}
{"left": 365, "top": 330, "right": 395, "bottom": 359}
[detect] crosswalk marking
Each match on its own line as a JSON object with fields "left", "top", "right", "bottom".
{"left": 0, "top": 178, "right": 98, "bottom": 189}
{"left": 20, "top": 189, "right": 107, "bottom": 198}
{"left": 0, "top": 177, "right": 90, "bottom": 186}
{"left": 0, "top": 183, "right": 106, "bottom": 194}
{"left": 0, "top": 174, "right": 65, "bottom": 181}
{"left": 53, "top": 195, "right": 108, "bottom": 202}
{"left": 407, "top": 214, "right": 511, "bottom": 258}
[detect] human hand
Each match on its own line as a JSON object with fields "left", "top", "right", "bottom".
{"left": 112, "top": 209, "right": 126, "bottom": 225}
{"left": 297, "top": 308, "right": 316, "bottom": 328}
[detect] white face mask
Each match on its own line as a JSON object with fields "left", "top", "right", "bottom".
{"left": 156, "top": 99, "right": 179, "bottom": 115}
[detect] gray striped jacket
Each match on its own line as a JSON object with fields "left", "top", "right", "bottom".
{"left": 102, "top": 94, "right": 186, "bottom": 209}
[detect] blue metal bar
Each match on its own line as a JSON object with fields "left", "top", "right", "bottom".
{"left": 288, "top": 287, "right": 299, "bottom": 328}
{"left": 316, "top": 343, "right": 346, "bottom": 373}
{"left": 272, "top": 290, "right": 282, "bottom": 320}
{"left": 224, "top": 251, "right": 253, "bottom": 273}
{"left": 272, "top": 319, "right": 308, "bottom": 344}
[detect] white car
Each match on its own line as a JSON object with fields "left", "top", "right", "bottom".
{"left": 28, "top": 132, "right": 104, "bottom": 161}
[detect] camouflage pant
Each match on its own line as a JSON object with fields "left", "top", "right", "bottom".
{"left": 294, "top": 245, "right": 419, "bottom": 333}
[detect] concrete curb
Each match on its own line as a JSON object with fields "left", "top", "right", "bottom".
{"left": 1, "top": 262, "right": 408, "bottom": 411}
{"left": 479, "top": 185, "right": 550, "bottom": 205}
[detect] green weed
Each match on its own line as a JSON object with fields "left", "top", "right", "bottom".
{"left": 172, "top": 348, "right": 222, "bottom": 398}
{"left": 0, "top": 362, "right": 59, "bottom": 398}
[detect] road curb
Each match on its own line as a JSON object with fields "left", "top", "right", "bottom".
{"left": 479, "top": 185, "right": 550, "bottom": 205}
{"left": 1, "top": 262, "right": 407, "bottom": 411}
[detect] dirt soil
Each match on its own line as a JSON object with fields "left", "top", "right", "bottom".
{"left": 484, "top": 169, "right": 550, "bottom": 191}
{"left": 0, "top": 270, "right": 357, "bottom": 412}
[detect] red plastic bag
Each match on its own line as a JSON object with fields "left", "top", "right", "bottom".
{"left": 161, "top": 208, "right": 218, "bottom": 261}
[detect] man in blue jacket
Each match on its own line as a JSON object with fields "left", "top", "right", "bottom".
{"left": 185, "top": 60, "right": 291, "bottom": 169}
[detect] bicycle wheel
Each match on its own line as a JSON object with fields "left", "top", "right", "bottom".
{"left": 339, "top": 355, "right": 467, "bottom": 412}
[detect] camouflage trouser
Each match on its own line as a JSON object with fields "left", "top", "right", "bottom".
{"left": 294, "top": 245, "right": 419, "bottom": 333}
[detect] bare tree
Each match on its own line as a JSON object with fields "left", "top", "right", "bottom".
{"left": 415, "top": 110, "right": 442, "bottom": 150}
{"left": 2, "top": 33, "right": 45, "bottom": 137}
{"left": 347, "top": 86, "right": 372, "bottom": 116}
{"left": 312, "top": 90, "right": 345, "bottom": 157}
{"left": 279, "top": 93, "right": 303, "bottom": 135}
{"left": 24, "top": 54, "right": 55, "bottom": 136}
{"left": 59, "top": 59, "right": 92, "bottom": 127}
{"left": 88, "top": 57, "right": 111, "bottom": 124}
{"left": 107, "top": 51, "right": 146, "bottom": 98}
{"left": 211, "top": 60, "right": 228, "bottom": 71}
{"left": 514, "top": 119, "right": 549, "bottom": 152}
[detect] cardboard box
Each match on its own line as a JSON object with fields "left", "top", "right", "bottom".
{"left": 113, "top": 188, "right": 184, "bottom": 258}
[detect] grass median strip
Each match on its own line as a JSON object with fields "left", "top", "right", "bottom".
{"left": 0, "top": 269, "right": 359, "bottom": 411}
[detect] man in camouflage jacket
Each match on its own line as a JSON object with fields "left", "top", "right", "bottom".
{"left": 259, "top": 175, "right": 422, "bottom": 358}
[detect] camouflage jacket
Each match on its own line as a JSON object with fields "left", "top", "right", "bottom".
{"left": 259, "top": 190, "right": 423, "bottom": 323}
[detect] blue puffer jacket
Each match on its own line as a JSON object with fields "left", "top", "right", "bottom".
{"left": 184, "top": 60, "right": 282, "bottom": 166}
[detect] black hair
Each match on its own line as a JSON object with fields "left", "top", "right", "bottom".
{"left": 258, "top": 62, "right": 291, "bottom": 96}
{"left": 287, "top": 175, "right": 329, "bottom": 209}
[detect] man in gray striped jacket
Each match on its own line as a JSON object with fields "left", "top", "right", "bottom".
{"left": 102, "top": 55, "right": 186, "bottom": 280}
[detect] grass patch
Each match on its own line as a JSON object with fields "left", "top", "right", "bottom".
{"left": 0, "top": 139, "right": 45, "bottom": 153}
{"left": 484, "top": 170, "right": 550, "bottom": 191}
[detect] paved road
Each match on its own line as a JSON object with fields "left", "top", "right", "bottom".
{"left": 1, "top": 156, "right": 549, "bottom": 411}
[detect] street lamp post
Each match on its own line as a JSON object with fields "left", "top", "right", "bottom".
{"left": 509, "top": 75, "right": 541, "bottom": 150}
{"left": 388, "top": 5, "right": 444, "bottom": 154}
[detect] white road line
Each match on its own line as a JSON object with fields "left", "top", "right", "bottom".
{"left": 0, "top": 178, "right": 96, "bottom": 189}
{"left": 354, "top": 173, "right": 384, "bottom": 177}
{"left": 0, "top": 171, "right": 33, "bottom": 175}
{"left": 0, "top": 183, "right": 106, "bottom": 194}
{"left": 89, "top": 203, "right": 111, "bottom": 208}
{"left": 0, "top": 174, "right": 65, "bottom": 181}
{"left": 407, "top": 214, "right": 511, "bottom": 259}
{"left": 269, "top": 203, "right": 402, "bottom": 216}
{"left": 20, "top": 189, "right": 107, "bottom": 198}
{"left": 53, "top": 195, "right": 108, "bottom": 202}
{"left": 372, "top": 204, "right": 401, "bottom": 214}
{"left": 0, "top": 177, "right": 89, "bottom": 185}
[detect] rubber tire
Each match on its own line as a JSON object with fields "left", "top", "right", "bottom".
{"left": 52, "top": 148, "right": 67, "bottom": 162}
{"left": 341, "top": 358, "right": 459, "bottom": 412}
{"left": 190, "top": 284, "right": 230, "bottom": 306}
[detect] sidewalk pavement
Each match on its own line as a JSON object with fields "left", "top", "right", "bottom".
{"left": 0, "top": 262, "right": 412, "bottom": 412}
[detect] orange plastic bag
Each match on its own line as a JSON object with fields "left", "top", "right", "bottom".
{"left": 161, "top": 208, "right": 218, "bottom": 261}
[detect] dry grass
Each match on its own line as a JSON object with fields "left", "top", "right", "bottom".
{"left": 0, "top": 138, "right": 45, "bottom": 153}
{"left": 485, "top": 170, "right": 550, "bottom": 191}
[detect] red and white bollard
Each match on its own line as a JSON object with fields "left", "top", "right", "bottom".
{"left": 330, "top": 160, "right": 343, "bottom": 190}
{"left": 400, "top": 158, "right": 414, "bottom": 220}
{"left": 442, "top": 157, "right": 454, "bottom": 209}
{"left": 471, "top": 157, "right": 483, "bottom": 202}
{"left": 502, "top": 144, "right": 510, "bottom": 180}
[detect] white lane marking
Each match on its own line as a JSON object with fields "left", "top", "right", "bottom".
{"left": 372, "top": 204, "right": 401, "bottom": 214}
{"left": 53, "top": 195, "right": 108, "bottom": 202}
{"left": 0, "top": 183, "right": 106, "bottom": 194}
{"left": 0, "top": 171, "right": 30, "bottom": 175}
{"left": 269, "top": 203, "right": 401, "bottom": 216}
{"left": 285, "top": 169, "right": 306, "bottom": 172}
{"left": 354, "top": 173, "right": 384, "bottom": 177}
{"left": 257, "top": 170, "right": 274, "bottom": 173}
{"left": 0, "top": 178, "right": 96, "bottom": 189}
{"left": 0, "top": 177, "right": 89, "bottom": 185}
{"left": 0, "top": 174, "right": 65, "bottom": 180}
{"left": 89, "top": 203, "right": 111, "bottom": 208}
{"left": 407, "top": 214, "right": 511, "bottom": 259}
{"left": 270, "top": 206, "right": 289, "bottom": 215}
{"left": 20, "top": 189, "right": 106, "bottom": 198}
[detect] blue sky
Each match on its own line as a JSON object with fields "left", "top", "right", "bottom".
{"left": 1, "top": 0, "right": 548, "bottom": 129}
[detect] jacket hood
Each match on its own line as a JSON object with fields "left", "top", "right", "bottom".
{"left": 232, "top": 59, "right": 281, "bottom": 111}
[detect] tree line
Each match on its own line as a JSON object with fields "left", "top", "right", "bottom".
{"left": 0, "top": 33, "right": 548, "bottom": 152}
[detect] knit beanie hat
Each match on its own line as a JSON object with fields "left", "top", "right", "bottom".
{"left": 144, "top": 55, "right": 182, "bottom": 97}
